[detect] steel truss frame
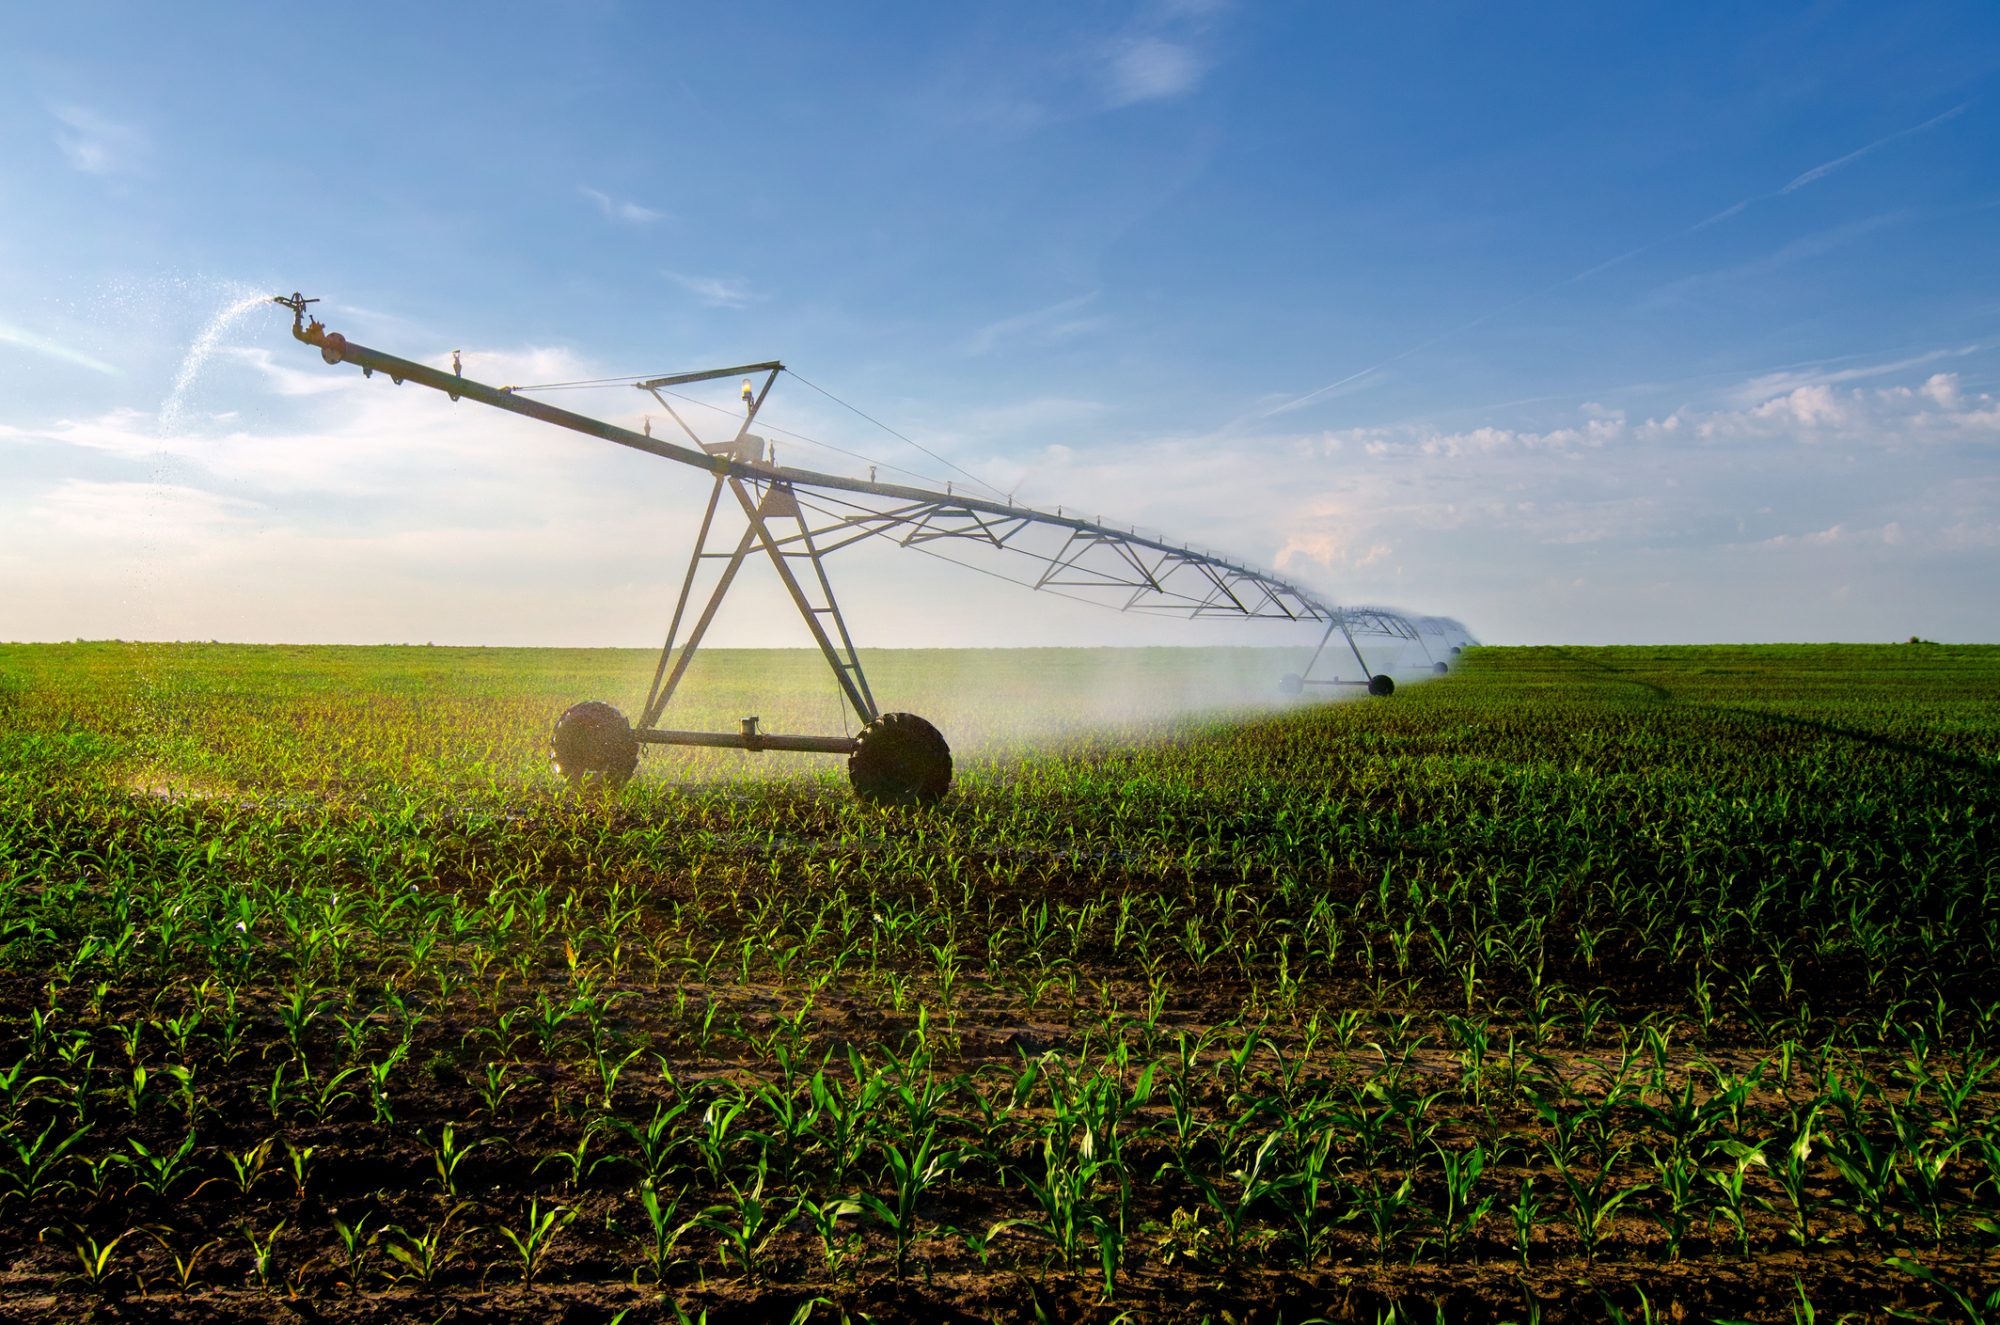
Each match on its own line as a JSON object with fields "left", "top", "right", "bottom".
{"left": 278, "top": 295, "right": 1468, "bottom": 763}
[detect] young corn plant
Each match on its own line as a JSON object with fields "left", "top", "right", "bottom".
{"left": 68, "top": 1228, "right": 130, "bottom": 1299}
{"left": 150, "top": 1231, "right": 222, "bottom": 1298}
{"left": 284, "top": 1140, "right": 317, "bottom": 1202}
{"left": 539, "top": 1118, "right": 621, "bottom": 1192}
{"left": 330, "top": 1210, "right": 378, "bottom": 1291}
{"left": 223, "top": 1136, "right": 275, "bottom": 1197}
{"left": 1645, "top": 1146, "right": 1700, "bottom": 1262}
{"left": 1430, "top": 1140, "right": 1495, "bottom": 1264}
{"left": 798, "top": 1194, "right": 865, "bottom": 1277}
{"left": 1277, "top": 1126, "right": 1342, "bottom": 1266}
{"left": 854, "top": 1127, "right": 961, "bottom": 1282}
{"left": 496, "top": 1197, "right": 573, "bottom": 1286}
{"left": 995, "top": 1133, "right": 1118, "bottom": 1285}
{"left": 1702, "top": 1139, "right": 1766, "bottom": 1256}
{"left": 0, "top": 1119, "right": 89, "bottom": 1210}
{"left": 633, "top": 1180, "right": 701, "bottom": 1284}
{"left": 474, "top": 1060, "right": 520, "bottom": 1120}
{"left": 1545, "top": 1147, "right": 1635, "bottom": 1267}
{"left": 1764, "top": 1105, "right": 1824, "bottom": 1250}
{"left": 1893, "top": 1125, "right": 1961, "bottom": 1249}
{"left": 127, "top": 1131, "right": 202, "bottom": 1201}
{"left": 426, "top": 1123, "right": 490, "bottom": 1198}
{"left": 1344, "top": 1167, "right": 1419, "bottom": 1265}
{"left": 383, "top": 1201, "right": 472, "bottom": 1291}
{"left": 1826, "top": 1126, "right": 1903, "bottom": 1247}
{"left": 1504, "top": 1184, "right": 1544, "bottom": 1280}
{"left": 242, "top": 1219, "right": 286, "bottom": 1296}
{"left": 363, "top": 1038, "right": 410, "bottom": 1124}
{"left": 697, "top": 1159, "right": 788, "bottom": 1281}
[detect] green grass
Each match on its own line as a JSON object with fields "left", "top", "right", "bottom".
{"left": 0, "top": 641, "right": 1994, "bottom": 1322}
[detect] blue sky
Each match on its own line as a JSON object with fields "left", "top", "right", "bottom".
{"left": 3, "top": 2, "right": 1997, "bottom": 648}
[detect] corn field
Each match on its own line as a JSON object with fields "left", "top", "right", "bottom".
{"left": 0, "top": 641, "right": 1994, "bottom": 1323}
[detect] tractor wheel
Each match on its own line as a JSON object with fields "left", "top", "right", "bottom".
{"left": 848, "top": 712, "right": 951, "bottom": 806}
{"left": 1433, "top": 661, "right": 1449, "bottom": 675}
{"left": 1278, "top": 673, "right": 1305, "bottom": 696}
{"left": 1450, "top": 646, "right": 1462, "bottom": 655}
{"left": 1368, "top": 674, "right": 1396, "bottom": 697}
{"left": 551, "top": 701, "right": 639, "bottom": 789}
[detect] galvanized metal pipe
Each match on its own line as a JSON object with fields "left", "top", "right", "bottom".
{"left": 635, "top": 728, "right": 858, "bottom": 754}
{"left": 293, "top": 317, "right": 1338, "bottom": 617}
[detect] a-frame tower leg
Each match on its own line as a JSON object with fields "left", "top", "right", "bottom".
{"left": 637, "top": 473, "right": 880, "bottom": 739}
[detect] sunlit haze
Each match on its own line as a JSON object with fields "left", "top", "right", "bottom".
{"left": 4, "top": 5, "right": 1997, "bottom": 647}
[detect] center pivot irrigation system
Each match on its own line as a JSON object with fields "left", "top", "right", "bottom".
{"left": 274, "top": 295, "right": 1474, "bottom": 804}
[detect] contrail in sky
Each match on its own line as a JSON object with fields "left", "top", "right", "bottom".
{"left": 0, "top": 319, "right": 119, "bottom": 375}
{"left": 1781, "top": 101, "right": 1969, "bottom": 193}
{"left": 1257, "top": 99, "right": 1975, "bottom": 422}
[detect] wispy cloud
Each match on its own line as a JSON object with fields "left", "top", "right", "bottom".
{"left": 662, "top": 271, "right": 758, "bottom": 309}
{"left": 580, "top": 185, "right": 665, "bottom": 224}
{"left": 965, "top": 291, "right": 1104, "bottom": 355}
{"left": 219, "top": 346, "right": 363, "bottom": 397}
{"left": 1781, "top": 101, "right": 1970, "bottom": 194}
{"left": 0, "top": 320, "right": 118, "bottom": 374}
{"left": 1259, "top": 102, "right": 1975, "bottom": 426}
{"left": 1724, "top": 344, "right": 1986, "bottom": 407}
{"left": 8, "top": 337, "right": 1997, "bottom": 646}
{"left": 38, "top": 481, "right": 260, "bottom": 543}
{"left": 1688, "top": 101, "right": 1974, "bottom": 229}
{"left": 1647, "top": 211, "right": 1915, "bottom": 305}
{"left": 48, "top": 103, "right": 145, "bottom": 176}
{"left": 1103, "top": 36, "right": 1205, "bottom": 106}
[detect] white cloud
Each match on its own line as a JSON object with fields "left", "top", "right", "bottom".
{"left": 0, "top": 407, "right": 158, "bottom": 457}
{"left": 1104, "top": 36, "right": 1205, "bottom": 106}
{"left": 1749, "top": 384, "right": 1850, "bottom": 430}
{"left": 38, "top": 481, "right": 260, "bottom": 543}
{"left": 218, "top": 346, "right": 361, "bottom": 397}
{"left": 662, "top": 272, "right": 759, "bottom": 309}
{"left": 1752, "top": 521, "right": 1914, "bottom": 550}
{"left": 48, "top": 103, "right": 145, "bottom": 176}
{"left": 1921, "top": 373, "right": 1961, "bottom": 408}
{"left": 580, "top": 186, "right": 665, "bottom": 224}
{"left": 7, "top": 325, "right": 1998, "bottom": 649}
{"left": 1726, "top": 345, "right": 1983, "bottom": 407}
{"left": 1274, "top": 529, "right": 1393, "bottom": 573}
{"left": 0, "top": 346, "right": 620, "bottom": 498}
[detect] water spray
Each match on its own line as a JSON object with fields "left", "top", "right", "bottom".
{"left": 271, "top": 293, "right": 1475, "bottom": 802}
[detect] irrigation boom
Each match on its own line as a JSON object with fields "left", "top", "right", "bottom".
{"left": 275, "top": 294, "right": 1473, "bottom": 802}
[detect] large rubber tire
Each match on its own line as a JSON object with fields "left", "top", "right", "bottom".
{"left": 551, "top": 701, "right": 639, "bottom": 789}
{"left": 1433, "top": 661, "right": 1449, "bottom": 675}
{"left": 1368, "top": 674, "right": 1396, "bottom": 697}
{"left": 848, "top": 712, "right": 951, "bottom": 806}
{"left": 1450, "top": 646, "right": 1462, "bottom": 656}
{"left": 1278, "top": 673, "right": 1305, "bottom": 696}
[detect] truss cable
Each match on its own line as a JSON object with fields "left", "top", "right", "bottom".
{"left": 649, "top": 388, "right": 950, "bottom": 489}
{"left": 507, "top": 373, "right": 658, "bottom": 391}
{"left": 898, "top": 540, "right": 1151, "bottom": 617}
{"left": 783, "top": 370, "right": 1009, "bottom": 501}
{"left": 510, "top": 365, "right": 1009, "bottom": 503}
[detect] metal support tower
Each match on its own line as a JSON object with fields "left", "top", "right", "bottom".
{"left": 273, "top": 294, "right": 1468, "bottom": 796}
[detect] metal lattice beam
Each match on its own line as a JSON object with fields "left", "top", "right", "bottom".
{"left": 276, "top": 298, "right": 1472, "bottom": 750}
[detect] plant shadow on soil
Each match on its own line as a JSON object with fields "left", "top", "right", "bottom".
{"left": 0, "top": 642, "right": 1996, "bottom": 1322}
